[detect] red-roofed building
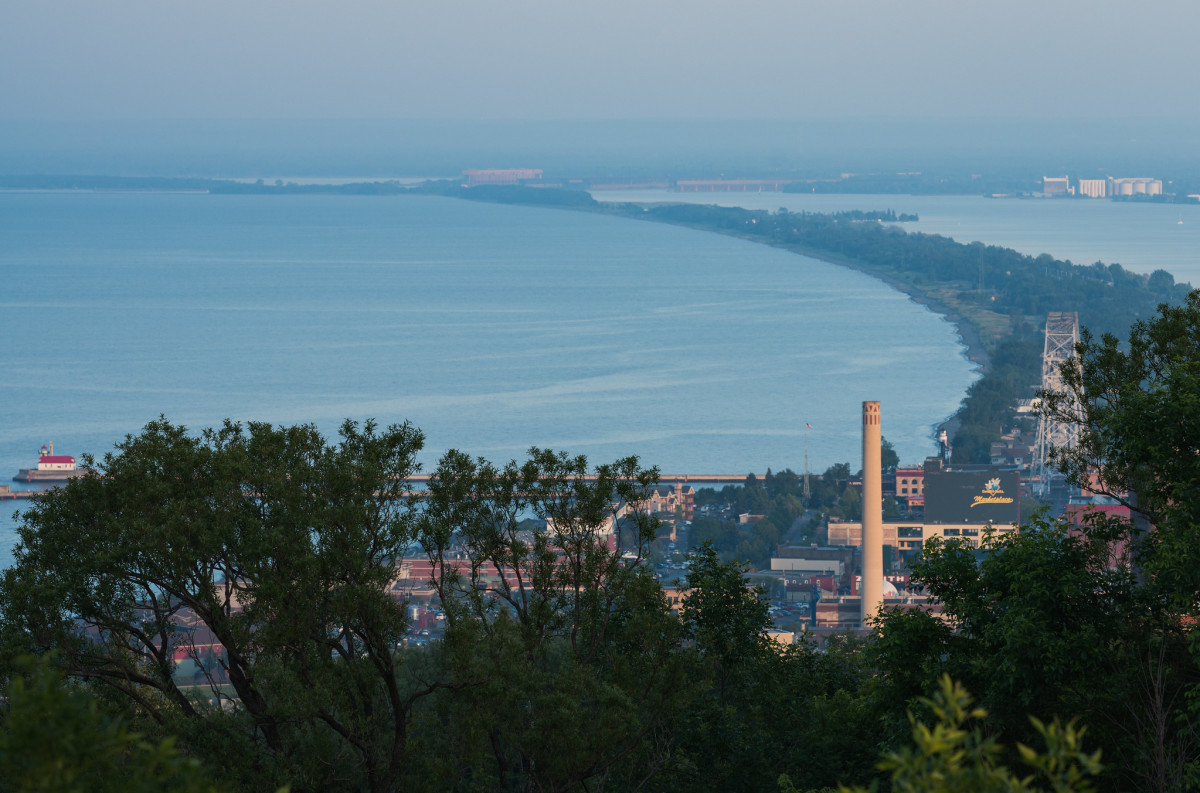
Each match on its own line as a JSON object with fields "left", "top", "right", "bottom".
{"left": 37, "top": 442, "right": 76, "bottom": 471}
{"left": 38, "top": 456, "right": 76, "bottom": 470}
{"left": 14, "top": 442, "right": 85, "bottom": 482}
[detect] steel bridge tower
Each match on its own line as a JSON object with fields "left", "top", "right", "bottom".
{"left": 1033, "top": 312, "right": 1080, "bottom": 498}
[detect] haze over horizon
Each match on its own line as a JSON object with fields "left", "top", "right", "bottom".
{"left": 3, "top": 2, "right": 1200, "bottom": 177}
{"left": 5, "top": 0, "right": 1199, "bottom": 122}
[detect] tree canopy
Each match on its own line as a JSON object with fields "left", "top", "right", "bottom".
{"left": 2, "top": 395, "right": 1195, "bottom": 791}
{"left": 0, "top": 419, "right": 678, "bottom": 792}
{"left": 1043, "top": 288, "right": 1200, "bottom": 603}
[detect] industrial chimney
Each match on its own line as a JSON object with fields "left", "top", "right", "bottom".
{"left": 861, "top": 401, "right": 883, "bottom": 626}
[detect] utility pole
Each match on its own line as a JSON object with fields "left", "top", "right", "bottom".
{"left": 803, "top": 422, "right": 812, "bottom": 501}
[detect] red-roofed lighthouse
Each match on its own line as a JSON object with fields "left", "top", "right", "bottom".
{"left": 13, "top": 442, "right": 86, "bottom": 483}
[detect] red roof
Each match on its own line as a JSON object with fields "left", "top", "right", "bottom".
{"left": 39, "top": 456, "right": 75, "bottom": 464}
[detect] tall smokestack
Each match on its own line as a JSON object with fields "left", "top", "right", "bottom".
{"left": 861, "top": 401, "right": 883, "bottom": 626}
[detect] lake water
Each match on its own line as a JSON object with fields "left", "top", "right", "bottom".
{"left": 0, "top": 192, "right": 978, "bottom": 564}
{"left": 592, "top": 190, "right": 1200, "bottom": 285}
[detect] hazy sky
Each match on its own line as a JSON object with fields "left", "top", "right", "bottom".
{"left": 4, "top": 0, "right": 1198, "bottom": 121}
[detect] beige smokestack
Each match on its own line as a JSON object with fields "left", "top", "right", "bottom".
{"left": 861, "top": 401, "right": 883, "bottom": 626}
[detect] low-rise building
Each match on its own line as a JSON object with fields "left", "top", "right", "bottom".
{"left": 829, "top": 459, "right": 1021, "bottom": 552}
{"left": 770, "top": 557, "right": 845, "bottom": 576}
{"left": 1043, "top": 176, "right": 1070, "bottom": 195}
{"left": 641, "top": 482, "right": 696, "bottom": 520}
{"left": 462, "top": 169, "right": 543, "bottom": 187}
{"left": 894, "top": 465, "right": 925, "bottom": 510}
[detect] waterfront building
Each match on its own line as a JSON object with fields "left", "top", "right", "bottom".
{"left": 1109, "top": 177, "right": 1162, "bottom": 196}
{"left": 35, "top": 442, "right": 76, "bottom": 472}
{"left": 674, "top": 179, "right": 793, "bottom": 192}
{"left": 1043, "top": 176, "right": 1070, "bottom": 195}
{"left": 894, "top": 465, "right": 925, "bottom": 511}
{"left": 641, "top": 481, "right": 696, "bottom": 520}
{"left": 1077, "top": 179, "right": 1107, "bottom": 198}
{"left": 827, "top": 458, "right": 1020, "bottom": 552}
{"left": 462, "top": 169, "right": 543, "bottom": 187}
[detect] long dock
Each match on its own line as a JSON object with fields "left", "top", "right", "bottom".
{"left": 0, "top": 474, "right": 757, "bottom": 502}
{"left": 0, "top": 488, "right": 43, "bottom": 500}
{"left": 404, "top": 473, "right": 752, "bottom": 486}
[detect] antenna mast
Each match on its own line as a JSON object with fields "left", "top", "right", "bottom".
{"left": 803, "top": 423, "right": 811, "bottom": 501}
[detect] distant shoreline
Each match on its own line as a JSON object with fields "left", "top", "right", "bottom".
{"left": 6, "top": 179, "right": 1183, "bottom": 462}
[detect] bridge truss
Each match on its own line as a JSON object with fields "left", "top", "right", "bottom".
{"left": 1032, "top": 312, "right": 1080, "bottom": 498}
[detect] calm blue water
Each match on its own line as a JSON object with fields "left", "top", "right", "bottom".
{"left": 592, "top": 190, "right": 1200, "bottom": 285}
{"left": 0, "top": 192, "right": 976, "bottom": 564}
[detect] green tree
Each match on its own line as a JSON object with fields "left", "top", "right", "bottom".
{"left": 0, "top": 420, "right": 690, "bottom": 793}
{"left": 651, "top": 544, "right": 880, "bottom": 793}
{"left": 0, "top": 418, "right": 426, "bottom": 792}
{"left": 906, "top": 521, "right": 1141, "bottom": 740}
{"left": 1039, "top": 290, "right": 1200, "bottom": 788}
{"left": 884, "top": 519, "right": 1195, "bottom": 792}
{"left": 690, "top": 515, "right": 726, "bottom": 549}
{"left": 838, "top": 483, "right": 861, "bottom": 521}
{"left": 0, "top": 656, "right": 219, "bottom": 793}
{"left": 783, "top": 676, "right": 1103, "bottom": 793}
{"left": 414, "top": 447, "right": 687, "bottom": 792}
{"left": 681, "top": 542, "right": 771, "bottom": 705}
{"left": 880, "top": 436, "right": 900, "bottom": 473}
{"left": 825, "top": 463, "right": 851, "bottom": 481}
{"left": 1043, "top": 289, "right": 1200, "bottom": 603}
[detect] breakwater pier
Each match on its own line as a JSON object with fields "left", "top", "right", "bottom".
{"left": 0, "top": 486, "right": 42, "bottom": 500}
{"left": 404, "top": 474, "right": 751, "bottom": 487}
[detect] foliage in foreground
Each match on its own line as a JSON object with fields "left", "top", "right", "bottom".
{"left": 1044, "top": 288, "right": 1200, "bottom": 604}
{"left": 0, "top": 655, "right": 218, "bottom": 793}
{"left": 0, "top": 418, "right": 680, "bottom": 792}
{"left": 779, "top": 676, "right": 1102, "bottom": 793}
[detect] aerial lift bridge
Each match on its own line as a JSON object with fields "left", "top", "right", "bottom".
{"left": 1032, "top": 312, "right": 1081, "bottom": 499}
